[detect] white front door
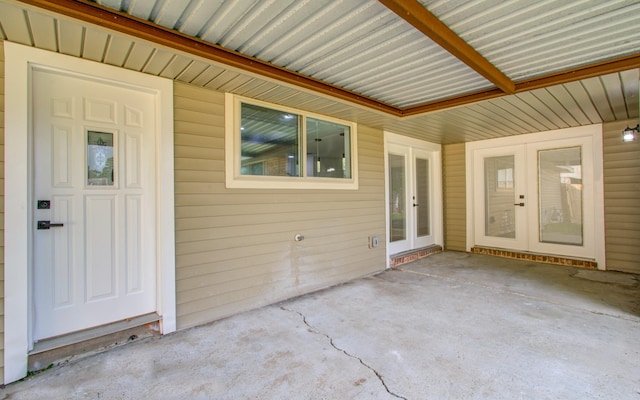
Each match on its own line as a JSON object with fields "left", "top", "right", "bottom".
{"left": 32, "top": 68, "right": 157, "bottom": 340}
{"left": 472, "top": 134, "right": 597, "bottom": 261}
{"left": 387, "top": 142, "right": 439, "bottom": 255}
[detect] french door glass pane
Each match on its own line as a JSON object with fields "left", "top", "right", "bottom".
{"left": 484, "top": 156, "right": 515, "bottom": 238}
{"left": 538, "top": 147, "right": 583, "bottom": 245}
{"left": 389, "top": 154, "right": 406, "bottom": 242}
{"left": 416, "top": 158, "right": 430, "bottom": 237}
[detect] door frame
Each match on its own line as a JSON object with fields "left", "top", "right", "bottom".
{"left": 384, "top": 131, "right": 443, "bottom": 267}
{"left": 4, "top": 42, "right": 176, "bottom": 383}
{"left": 465, "top": 124, "right": 605, "bottom": 270}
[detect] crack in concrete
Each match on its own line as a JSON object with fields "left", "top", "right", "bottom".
{"left": 280, "top": 306, "right": 407, "bottom": 400}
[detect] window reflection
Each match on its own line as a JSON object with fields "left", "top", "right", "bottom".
{"left": 306, "top": 118, "right": 351, "bottom": 178}
{"left": 240, "top": 103, "right": 300, "bottom": 177}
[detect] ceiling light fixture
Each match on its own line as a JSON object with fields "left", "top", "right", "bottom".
{"left": 622, "top": 124, "right": 638, "bottom": 142}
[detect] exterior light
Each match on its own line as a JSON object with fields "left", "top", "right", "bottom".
{"left": 622, "top": 125, "right": 638, "bottom": 142}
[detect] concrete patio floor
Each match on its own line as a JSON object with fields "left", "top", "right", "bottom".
{"left": 2, "top": 251, "right": 639, "bottom": 399}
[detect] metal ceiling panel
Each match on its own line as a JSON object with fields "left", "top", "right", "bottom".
{"left": 93, "top": 0, "right": 492, "bottom": 107}
{"left": 422, "top": 0, "right": 640, "bottom": 81}
{"left": 0, "top": 0, "right": 638, "bottom": 146}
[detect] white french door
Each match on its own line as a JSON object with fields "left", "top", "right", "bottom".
{"left": 471, "top": 133, "right": 599, "bottom": 261}
{"left": 387, "top": 138, "right": 441, "bottom": 255}
{"left": 32, "top": 68, "right": 157, "bottom": 341}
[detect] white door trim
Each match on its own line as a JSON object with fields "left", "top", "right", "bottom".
{"left": 465, "top": 124, "right": 605, "bottom": 270}
{"left": 384, "top": 131, "right": 443, "bottom": 267}
{"left": 4, "top": 42, "right": 176, "bottom": 384}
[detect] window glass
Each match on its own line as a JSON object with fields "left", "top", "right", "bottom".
{"left": 87, "top": 130, "right": 114, "bottom": 186}
{"left": 228, "top": 94, "right": 358, "bottom": 189}
{"left": 538, "top": 146, "right": 583, "bottom": 246}
{"left": 389, "top": 154, "right": 406, "bottom": 242}
{"left": 306, "top": 117, "right": 351, "bottom": 178}
{"left": 240, "top": 103, "right": 300, "bottom": 177}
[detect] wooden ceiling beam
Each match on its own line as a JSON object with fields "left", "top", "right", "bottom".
{"left": 17, "top": 0, "right": 402, "bottom": 117}
{"left": 17, "top": 0, "right": 639, "bottom": 119}
{"left": 402, "top": 53, "right": 640, "bottom": 115}
{"left": 378, "top": 0, "right": 516, "bottom": 94}
{"left": 515, "top": 54, "right": 640, "bottom": 92}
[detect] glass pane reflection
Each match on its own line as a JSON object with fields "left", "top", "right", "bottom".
{"left": 538, "top": 147, "right": 583, "bottom": 246}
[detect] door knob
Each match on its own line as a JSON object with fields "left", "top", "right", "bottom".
{"left": 513, "top": 203, "right": 525, "bottom": 207}
{"left": 37, "top": 220, "right": 64, "bottom": 230}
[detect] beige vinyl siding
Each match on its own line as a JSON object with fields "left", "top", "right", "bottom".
{"left": 173, "top": 82, "right": 386, "bottom": 330}
{"left": 0, "top": 40, "right": 5, "bottom": 382}
{"left": 603, "top": 119, "right": 640, "bottom": 273}
{"left": 443, "top": 143, "right": 466, "bottom": 251}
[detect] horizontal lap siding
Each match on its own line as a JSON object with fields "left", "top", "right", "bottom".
{"left": 443, "top": 143, "right": 466, "bottom": 251}
{"left": 173, "top": 82, "right": 386, "bottom": 329}
{"left": 603, "top": 120, "right": 640, "bottom": 273}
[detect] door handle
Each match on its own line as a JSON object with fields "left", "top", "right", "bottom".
{"left": 413, "top": 203, "right": 419, "bottom": 207}
{"left": 37, "top": 220, "right": 65, "bottom": 230}
{"left": 513, "top": 203, "right": 525, "bottom": 207}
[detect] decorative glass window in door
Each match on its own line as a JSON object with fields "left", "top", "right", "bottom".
{"left": 87, "top": 130, "right": 114, "bottom": 186}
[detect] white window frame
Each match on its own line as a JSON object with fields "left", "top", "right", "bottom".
{"left": 225, "top": 93, "right": 359, "bottom": 190}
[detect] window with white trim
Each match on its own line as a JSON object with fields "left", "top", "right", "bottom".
{"left": 225, "top": 93, "right": 358, "bottom": 189}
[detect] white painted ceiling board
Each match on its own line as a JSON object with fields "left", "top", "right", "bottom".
{"left": 83, "top": 27, "right": 110, "bottom": 62}
{"left": 514, "top": 91, "right": 569, "bottom": 129}
{"left": 526, "top": 88, "right": 580, "bottom": 127}
{"left": 562, "top": 81, "right": 603, "bottom": 124}
{"left": 27, "top": 11, "right": 57, "bottom": 52}
{"left": 174, "top": 59, "right": 210, "bottom": 83}
{"left": 123, "top": 41, "right": 155, "bottom": 71}
{"left": 190, "top": 64, "right": 225, "bottom": 87}
{"left": 159, "top": 54, "right": 194, "bottom": 79}
{"left": 58, "top": 19, "right": 83, "bottom": 57}
{"left": 143, "top": 48, "right": 176, "bottom": 76}
{"left": 0, "top": 2, "right": 32, "bottom": 43}
{"left": 204, "top": 70, "right": 241, "bottom": 91}
{"left": 619, "top": 70, "right": 640, "bottom": 118}
{"left": 103, "top": 35, "right": 132, "bottom": 67}
{"left": 600, "top": 73, "right": 630, "bottom": 121}
{"left": 544, "top": 85, "right": 592, "bottom": 126}
{"left": 580, "top": 76, "right": 616, "bottom": 122}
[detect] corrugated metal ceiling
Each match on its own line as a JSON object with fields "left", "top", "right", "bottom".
{"left": 423, "top": 0, "right": 640, "bottom": 81}
{"left": 98, "top": 0, "right": 494, "bottom": 108}
{"left": 0, "top": 0, "right": 638, "bottom": 144}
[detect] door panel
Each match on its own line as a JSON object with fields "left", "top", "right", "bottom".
{"left": 387, "top": 144, "right": 436, "bottom": 254}
{"left": 33, "top": 69, "right": 157, "bottom": 340}
{"left": 526, "top": 137, "right": 594, "bottom": 258}
{"left": 473, "top": 146, "right": 527, "bottom": 251}
{"left": 473, "top": 136, "right": 595, "bottom": 260}
{"left": 413, "top": 149, "right": 433, "bottom": 249}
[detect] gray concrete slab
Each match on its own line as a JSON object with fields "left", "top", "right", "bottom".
{"left": 2, "top": 252, "right": 639, "bottom": 399}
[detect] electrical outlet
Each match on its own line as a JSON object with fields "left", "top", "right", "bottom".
{"left": 368, "top": 235, "right": 379, "bottom": 248}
